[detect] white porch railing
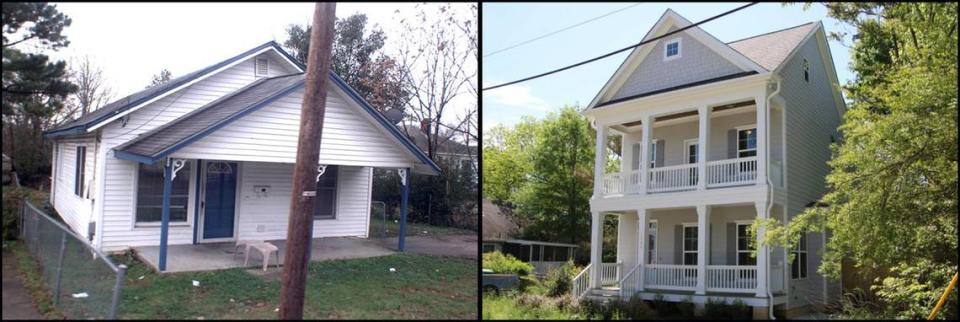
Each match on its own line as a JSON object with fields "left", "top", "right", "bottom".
{"left": 619, "top": 264, "right": 642, "bottom": 299}
{"left": 644, "top": 264, "right": 698, "bottom": 290}
{"left": 706, "top": 156, "right": 758, "bottom": 187}
{"left": 706, "top": 265, "right": 757, "bottom": 293}
{"left": 601, "top": 171, "right": 640, "bottom": 195}
{"left": 600, "top": 262, "right": 622, "bottom": 286}
{"left": 572, "top": 264, "right": 592, "bottom": 299}
{"left": 648, "top": 163, "right": 698, "bottom": 192}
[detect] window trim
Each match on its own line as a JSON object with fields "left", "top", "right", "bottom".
{"left": 682, "top": 222, "right": 698, "bottom": 265}
{"left": 683, "top": 138, "right": 699, "bottom": 164}
{"left": 735, "top": 221, "right": 756, "bottom": 266}
{"left": 647, "top": 219, "right": 658, "bottom": 264}
{"left": 313, "top": 165, "right": 339, "bottom": 220}
{"left": 132, "top": 160, "right": 194, "bottom": 227}
{"left": 791, "top": 233, "right": 808, "bottom": 279}
{"left": 663, "top": 37, "right": 682, "bottom": 61}
{"left": 736, "top": 124, "right": 758, "bottom": 158}
{"left": 74, "top": 146, "right": 86, "bottom": 197}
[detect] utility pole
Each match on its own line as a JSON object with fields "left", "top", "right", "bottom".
{"left": 279, "top": 2, "right": 336, "bottom": 319}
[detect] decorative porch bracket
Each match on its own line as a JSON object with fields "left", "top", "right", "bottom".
{"left": 158, "top": 158, "right": 185, "bottom": 272}
{"left": 398, "top": 168, "right": 410, "bottom": 251}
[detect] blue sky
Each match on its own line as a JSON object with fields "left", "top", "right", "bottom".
{"left": 481, "top": 3, "right": 854, "bottom": 132}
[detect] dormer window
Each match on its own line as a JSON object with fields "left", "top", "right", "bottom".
{"left": 255, "top": 57, "right": 269, "bottom": 76}
{"left": 664, "top": 38, "right": 681, "bottom": 61}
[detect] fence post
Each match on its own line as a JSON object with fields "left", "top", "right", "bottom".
{"left": 109, "top": 264, "right": 127, "bottom": 319}
{"left": 53, "top": 231, "right": 67, "bottom": 304}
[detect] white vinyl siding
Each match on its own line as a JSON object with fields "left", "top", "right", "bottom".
{"left": 51, "top": 138, "right": 97, "bottom": 238}
{"left": 234, "top": 162, "right": 371, "bottom": 240}
{"left": 171, "top": 87, "right": 416, "bottom": 168}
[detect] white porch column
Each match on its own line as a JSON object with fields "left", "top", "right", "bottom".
{"left": 637, "top": 208, "right": 648, "bottom": 292}
{"left": 617, "top": 213, "right": 639, "bottom": 272}
{"left": 590, "top": 211, "right": 603, "bottom": 288}
{"left": 593, "top": 124, "right": 608, "bottom": 197}
{"left": 695, "top": 205, "right": 710, "bottom": 295}
{"left": 638, "top": 114, "right": 652, "bottom": 195}
{"left": 697, "top": 106, "right": 710, "bottom": 190}
{"left": 755, "top": 202, "right": 770, "bottom": 297}
{"left": 756, "top": 95, "right": 768, "bottom": 184}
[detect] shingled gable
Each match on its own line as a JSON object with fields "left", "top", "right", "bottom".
{"left": 43, "top": 41, "right": 304, "bottom": 138}
{"left": 587, "top": 9, "right": 819, "bottom": 109}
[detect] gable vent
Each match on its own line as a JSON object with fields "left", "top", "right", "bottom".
{"left": 255, "top": 58, "right": 269, "bottom": 76}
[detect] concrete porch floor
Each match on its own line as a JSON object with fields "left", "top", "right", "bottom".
{"left": 133, "top": 237, "right": 395, "bottom": 273}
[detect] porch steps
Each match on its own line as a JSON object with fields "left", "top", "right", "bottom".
{"left": 584, "top": 288, "right": 622, "bottom": 303}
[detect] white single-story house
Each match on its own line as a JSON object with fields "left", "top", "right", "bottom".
{"left": 43, "top": 41, "right": 440, "bottom": 272}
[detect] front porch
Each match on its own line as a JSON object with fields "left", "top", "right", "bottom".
{"left": 133, "top": 236, "right": 394, "bottom": 273}
{"left": 575, "top": 203, "right": 789, "bottom": 301}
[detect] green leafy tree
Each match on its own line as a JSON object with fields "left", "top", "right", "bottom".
{"left": 284, "top": 13, "right": 409, "bottom": 113}
{"left": 2, "top": 2, "right": 76, "bottom": 184}
{"left": 757, "top": 3, "right": 958, "bottom": 319}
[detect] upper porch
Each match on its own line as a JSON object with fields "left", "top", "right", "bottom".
{"left": 586, "top": 76, "right": 786, "bottom": 206}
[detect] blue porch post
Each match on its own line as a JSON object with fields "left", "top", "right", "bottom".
{"left": 158, "top": 158, "right": 173, "bottom": 271}
{"left": 398, "top": 168, "right": 410, "bottom": 251}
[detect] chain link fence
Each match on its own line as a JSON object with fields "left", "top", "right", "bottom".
{"left": 19, "top": 198, "right": 126, "bottom": 319}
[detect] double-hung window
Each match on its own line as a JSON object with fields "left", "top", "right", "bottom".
{"left": 647, "top": 221, "right": 658, "bottom": 264}
{"left": 682, "top": 225, "right": 698, "bottom": 265}
{"left": 736, "top": 223, "right": 757, "bottom": 266}
{"left": 135, "top": 162, "right": 192, "bottom": 223}
{"left": 313, "top": 165, "right": 339, "bottom": 219}
{"left": 791, "top": 233, "right": 808, "bottom": 279}
{"left": 74, "top": 146, "right": 86, "bottom": 197}
{"left": 737, "top": 127, "right": 757, "bottom": 158}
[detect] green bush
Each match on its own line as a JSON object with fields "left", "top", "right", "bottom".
{"left": 482, "top": 251, "right": 534, "bottom": 276}
{"left": 544, "top": 260, "right": 580, "bottom": 297}
{"left": 705, "top": 298, "right": 750, "bottom": 320}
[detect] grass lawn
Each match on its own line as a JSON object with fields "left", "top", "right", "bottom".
{"left": 115, "top": 252, "right": 477, "bottom": 319}
{"left": 482, "top": 294, "right": 581, "bottom": 320}
{"left": 370, "top": 219, "right": 476, "bottom": 238}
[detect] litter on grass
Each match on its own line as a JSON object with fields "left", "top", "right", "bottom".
{"left": 192, "top": 280, "right": 200, "bottom": 287}
{"left": 138, "top": 275, "right": 145, "bottom": 280}
{"left": 72, "top": 292, "right": 89, "bottom": 298}
{"left": 389, "top": 267, "right": 396, "bottom": 272}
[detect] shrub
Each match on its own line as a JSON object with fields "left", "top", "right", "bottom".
{"left": 705, "top": 298, "right": 750, "bottom": 320}
{"left": 544, "top": 260, "right": 580, "bottom": 297}
{"left": 482, "top": 251, "right": 534, "bottom": 276}
{"left": 553, "top": 293, "right": 580, "bottom": 312}
{"left": 514, "top": 293, "right": 548, "bottom": 309}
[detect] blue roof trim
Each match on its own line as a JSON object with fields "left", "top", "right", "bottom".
{"left": 115, "top": 78, "right": 305, "bottom": 164}
{"left": 44, "top": 41, "right": 301, "bottom": 138}
{"left": 328, "top": 72, "right": 442, "bottom": 175}
{"left": 114, "top": 150, "right": 159, "bottom": 165}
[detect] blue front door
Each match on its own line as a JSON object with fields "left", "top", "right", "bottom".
{"left": 203, "top": 161, "right": 237, "bottom": 239}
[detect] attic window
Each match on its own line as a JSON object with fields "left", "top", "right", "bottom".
{"left": 802, "top": 58, "right": 809, "bottom": 82}
{"left": 255, "top": 58, "right": 269, "bottom": 76}
{"left": 664, "top": 38, "right": 681, "bottom": 61}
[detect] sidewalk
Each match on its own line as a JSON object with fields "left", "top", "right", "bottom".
{"left": 2, "top": 251, "right": 44, "bottom": 320}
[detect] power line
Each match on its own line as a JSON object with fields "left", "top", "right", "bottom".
{"left": 483, "top": 3, "right": 643, "bottom": 58}
{"left": 482, "top": 3, "right": 758, "bottom": 91}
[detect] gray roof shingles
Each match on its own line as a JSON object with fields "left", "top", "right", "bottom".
{"left": 727, "top": 22, "right": 817, "bottom": 71}
{"left": 115, "top": 73, "right": 304, "bottom": 160}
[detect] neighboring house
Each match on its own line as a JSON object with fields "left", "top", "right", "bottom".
{"left": 400, "top": 124, "right": 478, "bottom": 173}
{"left": 43, "top": 41, "right": 440, "bottom": 272}
{"left": 574, "top": 10, "right": 844, "bottom": 319}
{"left": 481, "top": 198, "right": 578, "bottom": 276}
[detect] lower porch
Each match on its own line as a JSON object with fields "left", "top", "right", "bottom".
{"left": 133, "top": 236, "right": 394, "bottom": 273}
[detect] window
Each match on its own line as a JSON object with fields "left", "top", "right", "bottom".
{"left": 74, "top": 146, "right": 86, "bottom": 197}
{"left": 685, "top": 140, "right": 699, "bottom": 164}
{"left": 649, "top": 140, "right": 658, "bottom": 169}
{"left": 313, "top": 165, "right": 339, "bottom": 219}
{"left": 791, "top": 233, "right": 808, "bottom": 279}
{"left": 647, "top": 221, "right": 658, "bottom": 264}
{"left": 737, "top": 127, "right": 757, "bottom": 158}
{"left": 135, "top": 162, "right": 192, "bottom": 223}
{"left": 664, "top": 38, "right": 681, "bottom": 60}
{"left": 255, "top": 57, "right": 269, "bottom": 76}
{"left": 736, "top": 223, "right": 757, "bottom": 266}
{"left": 802, "top": 58, "right": 810, "bottom": 82}
{"left": 683, "top": 225, "right": 698, "bottom": 265}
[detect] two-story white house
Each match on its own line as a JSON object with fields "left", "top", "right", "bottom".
{"left": 572, "top": 10, "right": 845, "bottom": 319}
